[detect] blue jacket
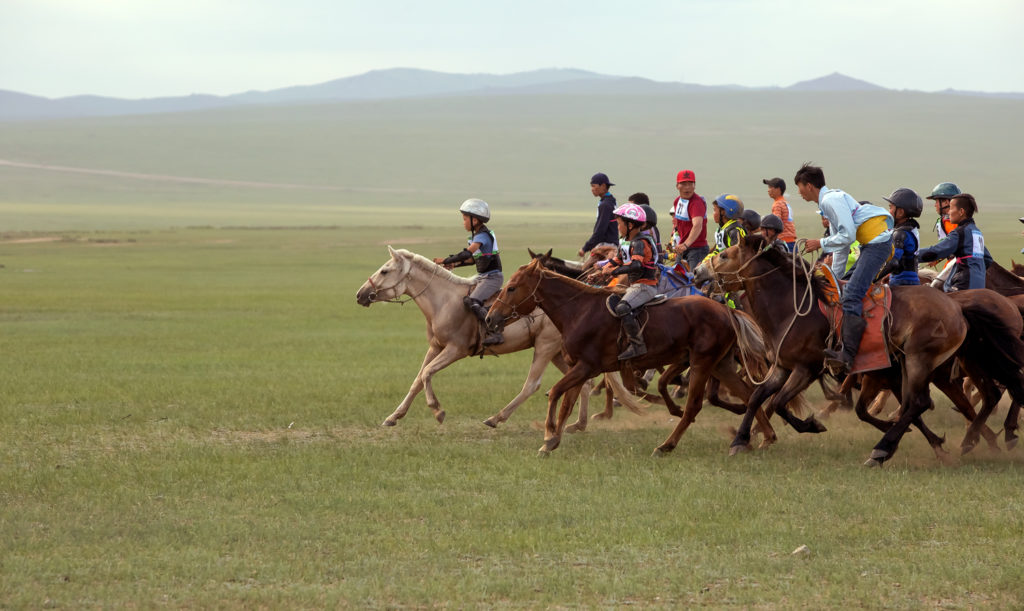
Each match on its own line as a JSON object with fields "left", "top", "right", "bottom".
{"left": 582, "top": 192, "right": 619, "bottom": 253}
{"left": 918, "top": 218, "right": 987, "bottom": 291}
{"left": 881, "top": 220, "right": 920, "bottom": 286}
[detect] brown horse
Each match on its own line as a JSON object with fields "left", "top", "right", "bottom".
{"left": 698, "top": 235, "right": 971, "bottom": 466}
{"left": 485, "top": 258, "right": 789, "bottom": 456}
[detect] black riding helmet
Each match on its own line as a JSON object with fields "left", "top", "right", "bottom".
{"left": 741, "top": 208, "right": 761, "bottom": 229}
{"left": 760, "top": 213, "right": 784, "bottom": 234}
{"left": 926, "top": 182, "right": 961, "bottom": 200}
{"left": 639, "top": 204, "right": 658, "bottom": 227}
{"left": 883, "top": 188, "right": 924, "bottom": 218}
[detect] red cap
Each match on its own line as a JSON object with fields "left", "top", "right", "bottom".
{"left": 676, "top": 170, "right": 696, "bottom": 183}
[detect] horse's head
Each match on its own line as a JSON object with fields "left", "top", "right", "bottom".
{"left": 486, "top": 258, "right": 544, "bottom": 327}
{"left": 356, "top": 245, "right": 415, "bottom": 306}
{"left": 696, "top": 234, "right": 770, "bottom": 294}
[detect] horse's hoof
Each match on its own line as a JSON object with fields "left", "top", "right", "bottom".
{"left": 809, "top": 417, "right": 828, "bottom": 434}
{"left": 864, "top": 449, "right": 889, "bottom": 466}
{"left": 863, "top": 457, "right": 882, "bottom": 468}
{"left": 537, "top": 449, "right": 551, "bottom": 458}
{"left": 482, "top": 418, "right": 498, "bottom": 428}
{"left": 652, "top": 446, "right": 672, "bottom": 457}
{"left": 565, "top": 423, "right": 585, "bottom": 434}
{"left": 729, "top": 444, "right": 751, "bottom": 456}
{"left": 1007, "top": 437, "right": 1019, "bottom": 451}
{"left": 960, "top": 437, "right": 979, "bottom": 455}
{"left": 434, "top": 410, "right": 446, "bottom": 424}
{"left": 591, "top": 412, "right": 612, "bottom": 421}
{"left": 382, "top": 419, "right": 397, "bottom": 427}
{"left": 757, "top": 438, "right": 777, "bottom": 450}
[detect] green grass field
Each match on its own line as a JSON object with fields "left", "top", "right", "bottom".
{"left": 2, "top": 92, "right": 1024, "bottom": 607}
{"left": 2, "top": 224, "right": 1023, "bottom": 608}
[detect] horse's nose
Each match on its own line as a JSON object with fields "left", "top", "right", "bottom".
{"left": 355, "top": 287, "right": 373, "bottom": 307}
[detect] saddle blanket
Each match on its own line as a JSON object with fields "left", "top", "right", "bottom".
{"left": 815, "top": 265, "right": 892, "bottom": 374}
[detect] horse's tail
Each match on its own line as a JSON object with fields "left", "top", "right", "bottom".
{"left": 604, "top": 372, "right": 650, "bottom": 415}
{"left": 958, "top": 299, "right": 1024, "bottom": 404}
{"left": 728, "top": 308, "right": 768, "bottom": 369}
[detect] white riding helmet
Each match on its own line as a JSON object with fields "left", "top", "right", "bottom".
{"left": 459, "top": 198, "right": 491, "bottom": 222}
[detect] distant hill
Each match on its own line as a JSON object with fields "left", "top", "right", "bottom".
{"left": 2, "top": 68, "right": 1021, "bottom": 122}
{"left": 787, "top": 72, "right": 887, "bottom": 92}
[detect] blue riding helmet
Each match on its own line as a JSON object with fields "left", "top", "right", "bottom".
{"left": 713, "top": 194, "right": 745, "bottom": 221}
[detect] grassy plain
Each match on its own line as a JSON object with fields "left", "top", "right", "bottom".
{"left": 1, "top": 91, "right": 1024, "bottom": 607}
{"left": 2, "top": 224, "right": 1023, "bottom": 609}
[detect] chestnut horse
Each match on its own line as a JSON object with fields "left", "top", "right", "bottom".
{"left": 698, "top": 236, "right": 971, "bottom": 466}
{"left": 485, "top": 258, "right": 789, "bottom": 456}
{"left": 355, "top": 247, "right": 643, "bottom": 429}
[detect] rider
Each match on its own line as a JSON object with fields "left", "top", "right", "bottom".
{"left": 741, "top": 208, "right": 761, "bottom": 235}
{"left": 877, "top": 188, "right": 923, "bottom": 286}
{"left": 702, "top": 194, "right": 748, "bottom": 309}
{"left": 433, "top": 198, "right": 504, "bottom": 345}
{"left": 628, "top": 192, "right": 667, "bottom": 263}
{"left": 759, "top": 214, "right": 790, "bottom": 254}
{"left": 925, "top": 181, "right": 961, "bottom": 287}
{"left": 704, "top": 194, "right": 748, "bottom": 262}
{"left": 599, "top": 203, "right": 660, "bottom": 360}
{"left": 917, "top": 193, "right": 987, "bottom": 291}
{"left": 798, "top": 163, "right": 893, "bottom": 375}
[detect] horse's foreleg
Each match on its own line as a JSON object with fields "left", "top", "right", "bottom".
{"left": 712, "top": 358, "right": 776, "bottom": 448}
{"left": 655, "top": 362, "right": 687, "bottom": 420}
{"left": 958, "top": 367, "right": 1004, "bottom": 455}
{"left": 866, "top": 358, "right": 935, "bottom": 466}
{"left": 540, "top": 365, "right": 591, "bottom": 455}
{"left": 417, "top": 344, "right": 469, "bottom": 424}
{"left": 384, "top": 344, "right": 441, "bottom": 426}
{"left": 1005, "top": 401, "right": 1021, "bottom": 450}
{"left": 768, "top": 367, "right": 827, "bottom": 435}
{"left": 565, "top": 379, "right": 594, "bottom": 434}
{"left": 730, "top": 368, "right": 788, "bottom": 455}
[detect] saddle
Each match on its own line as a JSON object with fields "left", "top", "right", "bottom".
{"left": 604, "top": 293, "right": 668, "bottom": 317}
{"left": 815, "top": 264, "right": 892, "bottom": 374}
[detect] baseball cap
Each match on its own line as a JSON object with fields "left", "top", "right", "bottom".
{"left": 762, "top": 177, "right": 786, "bottom": 191}
{"left": 590, "top": 172, "right": 614, "bottom": 186}
{"left": 676, "top": 170, "right": 696, "bottom": 183}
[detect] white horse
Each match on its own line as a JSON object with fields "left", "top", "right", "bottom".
{"left": 355, "top": 247, "right": 644, "bottom": 428}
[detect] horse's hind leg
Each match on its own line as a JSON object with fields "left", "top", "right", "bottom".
{"left": 933, "top": 373, "right": 1000, "bottom": 450}
{"left": 768, "top": 367, "right": 827, "bottom": 435}
{"left": 711, "top": 358, "right": 776, "bottom": 448}
{"left": 653, "top": 362, "right": 709, "bottom": 455}
{"left": 384, "top": 344, "right": 441, "bottom": 426}
{"left": 564, "top": 379, "right": 595, "bottom": 434}
{"left": 539, "top": 364, "right": 591, "bottom": 455}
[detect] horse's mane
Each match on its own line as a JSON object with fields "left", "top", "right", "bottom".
{"left": 395, "top": 249, "right": 476, "bottom": 286}
{"left": 535, "top": 265, "right": 616, "bottom": 295}
{"left": 987, "top": 259, "right": 1024, "bottom": 296}
{"left": 739, "top": 235, "right": 827, "bottom": 298}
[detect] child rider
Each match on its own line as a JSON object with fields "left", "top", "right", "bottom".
{"left": 433, "top": 198, "right": 504, "bottom": 345}
{"left": 598, "top": 203, "right": 660, "bottom": 360}
{"left": 877, "top": 188, "right": 923, "bottom": 286}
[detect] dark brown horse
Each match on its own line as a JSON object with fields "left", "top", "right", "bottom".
{"left": 485, "top": 258, "right": 787, "bottom": 456}
{"left": 698, "top": 235, "right": 971, "bottom": 466}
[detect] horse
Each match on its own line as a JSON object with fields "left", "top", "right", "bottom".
{"left": 355, "top": 246, "right": 641, "bottom": 430}
{"left": 1010, "top": 260, "right": 1024, "bottom": 277}
{"left": 698, "top": 235, "right": 975, "bottom": 466}
{"left": 485, "top": 258, "right": 783, "bottom": 456}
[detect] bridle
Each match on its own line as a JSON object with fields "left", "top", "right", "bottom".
{"left": 363, "top": 259, "right": 440, "bottom": 305}
{"left": 706, "top": 239, "right": 818, "bottom": 385}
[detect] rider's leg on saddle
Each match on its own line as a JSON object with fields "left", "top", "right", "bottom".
{"left": 615, "top": 284, "right": 657, "bottom": 361}
{"left": 824, "top": 240, "right": 890, "bottom": 374}
{"left": 931, "top": 258, "right": 956, "bottom": 289}
{"left": 465, "top": 273, "right": 504, "bottom": 345}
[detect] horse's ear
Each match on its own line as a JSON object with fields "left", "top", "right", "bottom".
{"left": 387, "top": 245, "right": 397, "bottom": 257}
{"left": 544, "top": 249, "right": 553, "bottom": 258}
{"left": 528, "top": 248, "right": 537, "bottom": 258}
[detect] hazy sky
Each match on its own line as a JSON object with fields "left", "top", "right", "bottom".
{"left": 4, "top": 0, "right": 1023, "bottom": 99}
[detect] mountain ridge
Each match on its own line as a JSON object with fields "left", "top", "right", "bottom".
{"left": 2, "top": 67, "right": 1021, "bottom": 121}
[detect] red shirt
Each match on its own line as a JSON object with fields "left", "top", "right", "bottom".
{"left": 771, "top": 196, "right": 798, "bottom": 243}
{"left": 671, "top": 194, "right": 708, "bottom": 248}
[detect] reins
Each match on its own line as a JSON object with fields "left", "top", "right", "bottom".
{"left": 708, "top": 239, "right": 817, "bottom": 385}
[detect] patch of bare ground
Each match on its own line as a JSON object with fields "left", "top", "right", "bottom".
{"left": 207, "top": 425, "right": 393, "bottom": 446}
{"left": 2, "top": 236, "right": 62, "bottom": 244}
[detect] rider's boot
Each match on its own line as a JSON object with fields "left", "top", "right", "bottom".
{"left": 824, "top": 313, "right": 866, "bottom": 375}
{"left": 617, "top": 310, "right": 647, "bottom": 361}
{"left": 464, "top": 297, "right": 503, "bottom": 345}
